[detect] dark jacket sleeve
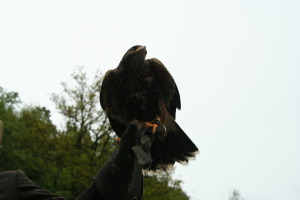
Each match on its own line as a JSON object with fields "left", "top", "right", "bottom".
{"left": 0, "top": 170, "right": 66, "bottom": 200}
{"left": 0, "top": 170, "right": 18, "bottom": 200}
{"left": 75, "top": 181, "right": 104, "bottom": 200}
{"left": 16, "top": 170, "right": 66, "bottom": 200}
{"left": 0, "top": 170, "right": 106, "bottom": 200}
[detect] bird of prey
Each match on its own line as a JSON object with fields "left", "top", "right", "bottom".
{"left": 100, "top": 45, "right": 198, "bottom": 173}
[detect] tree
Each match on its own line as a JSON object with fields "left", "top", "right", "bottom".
{"left": 228, "top": 189, "right": 244, "bottom": 200}
{"left": 143, "top": 174, "right": 189, "bottom": 200}
{"left": 0, "top": 120, "right": 3, "bottom": 148}
{"left": 51, "top": 66, "right": 113, "bottom": 151}
{"left": 51, "top": 66, "right": 115, "bottom": 197}
{"left": 0, "top": 87, "right": 59, "bottom": 185}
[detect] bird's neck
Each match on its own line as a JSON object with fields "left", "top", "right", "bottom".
{"left": 119, "top": 61, "right": 145, "bottom": 74}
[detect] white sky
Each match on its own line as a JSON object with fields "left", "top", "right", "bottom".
{"left": 1, "top": 1, "right": 300, "bottom": 199}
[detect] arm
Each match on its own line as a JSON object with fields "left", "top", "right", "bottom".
{"left": 76, "top": 122, "right": 141, "bottom": 200}
{"left": 0, "top": 170, "right": 66, "bottom": 200}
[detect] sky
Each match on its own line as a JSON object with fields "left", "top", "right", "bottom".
{"left": 1, "top": 0, "right": 300, "bottom": 199}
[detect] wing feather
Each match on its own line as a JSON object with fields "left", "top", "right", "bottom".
{"left": 148, "top": 58, "right": 181, "bottom": 119}
{"left": 100, "top": 70, "right": 115, "bottom": 111}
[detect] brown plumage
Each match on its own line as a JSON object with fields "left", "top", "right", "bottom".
{"left": 100, "top": 45, "right": 198, "bottom": 172}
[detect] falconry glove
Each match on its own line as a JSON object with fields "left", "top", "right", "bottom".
{"left": 128, "top": 121, "right": 166, "bottom": 199}
{"left": 93, "top": 122, "right": 141, "bottom": 200}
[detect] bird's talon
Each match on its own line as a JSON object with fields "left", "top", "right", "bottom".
{"left": 115, "top": 137, "right": 121, "bottom": 144}
{"left": 152, "top": 124, "right": 158, "bottom": 134}
{"left": 144, "top": 122, "right": 159, "bottom": 134}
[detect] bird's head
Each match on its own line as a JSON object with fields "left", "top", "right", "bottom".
{"left": 119, "top": 45, "right": 147, "bottom": 68}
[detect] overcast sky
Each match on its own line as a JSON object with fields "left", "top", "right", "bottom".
{"left": 1, "top": 1, "right": 300, "bottom": 199}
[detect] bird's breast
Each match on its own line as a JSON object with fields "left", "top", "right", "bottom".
{"left": 117, "top": 72, "right": 160, "bottom": 121}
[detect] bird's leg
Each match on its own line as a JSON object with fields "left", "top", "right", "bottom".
{"left": 144, "top": 117, "right": 161, "bottom": 134}
{"left": 144, "top": 122, "right": 158, "bottom": 134}
{"left": 115, "top": 137, "right": 121, "bottom": 144}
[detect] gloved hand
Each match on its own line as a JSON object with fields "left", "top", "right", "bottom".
{"left": 93, "top": 121, "right": 140, "bottom": 200}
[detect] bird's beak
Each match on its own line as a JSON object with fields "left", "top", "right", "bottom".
{"left": 135, "top": 46, "right": 146, "bottom": 52}
{"left": 135, "top": 46, "right": 147, "bottom": 56}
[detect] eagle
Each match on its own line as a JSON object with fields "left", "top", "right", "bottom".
{"left": 100, "top": 45, "right": 198, "bottom": 173}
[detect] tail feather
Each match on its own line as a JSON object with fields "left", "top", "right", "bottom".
{"left": 171, "top": 120, "right": 199, "bottom": 157}
{"left": 143, "top": 116, "right": 199, "bottom": 173}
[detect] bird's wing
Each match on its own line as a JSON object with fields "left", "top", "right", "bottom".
{"left": 148, "top": 58, "right": 181, "bottom": 119}
{"left": 100, "top": 70, "right": 128, "bottom": 137}
{"left": 100, "top": 69, "right": 115, "bottom": 111}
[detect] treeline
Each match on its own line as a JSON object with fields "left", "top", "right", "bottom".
{"left": 0, "top": 67, "right": 189, "bottom": 200}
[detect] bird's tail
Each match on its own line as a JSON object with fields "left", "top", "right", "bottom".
{"left": 143, "top": 115, "right": 199, "bottom": 175}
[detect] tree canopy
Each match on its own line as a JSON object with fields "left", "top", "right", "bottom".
{"left": 0, "top": 67, "right": 189, "bottom": 199}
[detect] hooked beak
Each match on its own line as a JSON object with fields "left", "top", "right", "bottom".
{"left": 135, "top": 46, "right": 147, "bottom": 55}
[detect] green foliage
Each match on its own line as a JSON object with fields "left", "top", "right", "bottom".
{"left": 50, "top": 66, "right": 115, "bottom": 198}
{"left": 0, "top": 67, "right": 189, "bottom": 199}
{"left": 143, "top": 175, "right": 189, "bottom": 200}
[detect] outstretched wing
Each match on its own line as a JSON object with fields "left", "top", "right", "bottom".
{"left": 148, "top": 58, "right": 181, "bottom": 119}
